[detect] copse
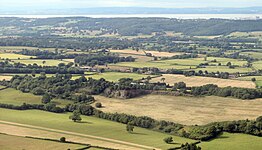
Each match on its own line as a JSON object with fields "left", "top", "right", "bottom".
{"left": 41, "top": 93, "right": 52, "bottom": 104}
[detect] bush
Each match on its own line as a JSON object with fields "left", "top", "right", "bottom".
{"left": 60, "top": 137, "right": 66, "bottom": 142}
{"left": 95, "top": 102, "right": 102, "bottom": 108}
{"left": 163, "top": 137, "right": 173, "bottom": 144}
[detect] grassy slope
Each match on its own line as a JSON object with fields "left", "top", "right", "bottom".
{"left": 0, "top": 88, "right": 72, "bottom": 107}
{"left": 200, "top": 132, "right": 262, "bottom": 150}
{"left": 0, "top": 134, "right": 86, "bottom": 150}
{"left": 0, "top": 108, "right": 195, "bottom": 149}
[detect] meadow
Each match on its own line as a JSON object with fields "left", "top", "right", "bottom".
{"left": 0, "top": 108, "right": 195, "bottom": 150}
{"left": 0, "top": 53, "right": 35, "bottom": 59}
{"left": 253, "top": 61, "right": 262, "bottom": 70}
{"left": 72, "top": 72, "right": 156, "bottom": 82}
{"left": 0, "top": 134, "right": 87, "bottom": 150}
{"left": 236, "top": 76, "right": 262, "bottom": 87}
{"left": 12, "top": 59, "right": 72, "bottom": 66}
{"left": 0, "top": 88, "right": 73, "bottom": 107}
{"left": 240, "top": 51, "right": 262, "bottom": 59}
{"left": 151, "top": 74, "right": 256, "bottom": 88}
{"left": 93, "top": 95, "right": 262, "bottom": 125}
{"left": 200, "top": 132, "right": 262, "bottom": 150}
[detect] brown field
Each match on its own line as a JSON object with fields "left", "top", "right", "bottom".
{"left": 94, "top": 95, "right": 262, "bottom": 125}
{"left": 0, "top": 75, "right": 13, "bottom": 81}
{"left": 151, "top": 74, "right": 256, "bottom": 88}
{"left": 111, "top": 49, "right": 182, "bottom": 57}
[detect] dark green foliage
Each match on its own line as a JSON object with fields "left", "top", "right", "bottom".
{"left": 69, "top": 110, "right": 82, "bottom": 122}
{"left": 95, "top": 102, "right": 102, "bottom": 108}
{"left": 126, "top": 122, "right": 134, "bottom": 133}
{"left": 60, "top": 137, "right": 66, "bottom": 143}
{"left": 163, "top": 136, "right": 173, "bottom": 144}
{"left": 41, "top": 93, "right": 52, "bottom": 104}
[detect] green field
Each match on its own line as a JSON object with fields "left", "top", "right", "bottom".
{"left": 253, "top": 61, "right": 262, "bottom": 70}
{"left": 0, "top": 134, "right": 87, "bottom": 150}
{"left": 237, "top": 76, "right": 262, "bottom": 87}
{"left": 12, "top": 59, "right": 71, "bottom": 66}
{"left": 112, "top": 57, "right": 248, "bottom": 71}
{"left": 0, "top": 88, "right": 73, "bottom": 107}
{"left": 240, "top": 52, "right": 262, "bottom": 59}
{"left": 193, "top": 66, "right": 253, "bottom": 73}
{"left": 73, "top": 72, "right": 156, "bottom": 82}
{"left": 200, "top": 132, "right": 262, "bottom": 150}
{"left": 0, "top": 108, "right": 195, "bottom": 149}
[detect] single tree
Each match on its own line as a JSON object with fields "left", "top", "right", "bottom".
{"left": 95, "top": 102, "right": 102, "bottom": 108}
{"left": 60, "top": 137, "right": 66, "bottom": 142}
{"left": 69, "top": 110, "right": 82, "bottom": 122}
{"left": 163, "top": 136, "right": 173, "bottom": 144}
{"left": 126, "top": 122, "right": 134, "bottom": 133}
{"left": 41, "top": 93, "right": 51, "bottom": 104}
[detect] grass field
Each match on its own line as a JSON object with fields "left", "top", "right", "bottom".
{"left": 236, "top": 76, "right": 262, "bottom": 87}
{"left": 0, "top": 134, "right": 86, "bottom": 150}
{"left": 200, "top": 132, "right": 262, "bottom": 150}
{"left": 0, "top": 88, "right": 73, "bottom": 107}
{"left": 0, "top": 108, "right": 195, "bottom": 149}
{"left": 112, "top": 57, "right": 248, "bottom": 71}
{"left": 12, "top": 59, "right": 71, "bottom": 66}
{"left": 0, "top": 53, "right": 35, "bottom": 59}
{"left": 111, "top": 49, "right": 182, "bottom": 57}
{"left": 151, "top": 74, "right": 256, "bottom": 88}
{"left": 72, "top": 72, "right": 156, "bottom": 82}
{"left": 193, "top": 66, "right": 253, "bottom": 73}
{"left": 0, "top": 46, "right": 62, "bottom": 52}
{"left": 94, "top": 95, "right": 262, "bottom": 125}
{"left": 240, "top": 51, "right": 262, "bottom": 59}
{"left": 253, "top": 61, "right": 262, "bottom": 70}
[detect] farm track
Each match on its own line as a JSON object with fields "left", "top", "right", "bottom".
{"left": 0, "top": 120, "right": 159, "bottom": 150}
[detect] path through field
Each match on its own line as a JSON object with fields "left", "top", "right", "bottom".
{"left": 0, "top": 120, "right": 159, "bottom": 150}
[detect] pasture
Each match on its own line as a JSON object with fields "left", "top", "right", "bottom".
{"left": 0, "top": 108, "right": 195, "bottom": 149}
{"left": 151, "top": 74, "right": 256, "bottom": 88}
{"left": 93, "top": 95, "right": 262, "bottom": 125}
{"left": 111, "top": 49, "right": 182, "bottom": 57}
{"left": 236, "top": 76, "right": 262, "bottom": 87}
{"left": 12, "top": 59, "right": 71, "bottom": 66}
{"left": 72, "top": 72, "right": 156, "bottom": 82}
{"left": 193, "top": 66, "right": 253, "bottom": 73}
{"left": 240, "top": 51, "right": 262, "bottom": 59}
{"left": 0, "top": 134, "right": 86, "bottom": 150}
{"left": 200, "top": 132, "right": 262, "bottom": 150}
{"left": 253, "top": 61, "right": 262, "bottom": 70}
{"left": 0, "top": 88, "right": 73, "bottom": 107}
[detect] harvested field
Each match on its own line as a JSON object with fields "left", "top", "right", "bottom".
{"left": 111, "top": 49, "right": 182, "bottom": 57}
{"left": 94, "top": 95, "right": 262, "bottom": 125}
{"left": 151, "top": 74, "right": 256, "bottom": 88}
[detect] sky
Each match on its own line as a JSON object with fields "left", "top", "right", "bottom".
{"left": 1, "top": 0, "right": 262, "bottom": 9}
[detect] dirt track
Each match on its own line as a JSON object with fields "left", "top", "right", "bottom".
{"left": 0, "top": 120, "right": 159, "bottom": 150}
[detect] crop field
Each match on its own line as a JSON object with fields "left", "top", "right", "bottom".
{"left": 12, "top": 59, "right": 71, "bottom": 66}
{"left": 72, "top": 72, "right": 155, "bottom": 82}
{"left": 193, "top": 66, "right": 253, "bottom": 73}
{"left": 0, "top": 108, "right": 195, "bottom": 149}
{"left": 200, "top": 132, "right": 262, "bottom": 150}
{"left": 236, "top": 76, "right": 262, "bottom": 87}
{"left": 111, "top": 49, "right": 183, "bottom": 57}
{"left": 253, "top": 61, "right": 262, "bottom": 70}
{"left": 93, "top": 95, "right": 262, "bottom": 125}
{"left": 0, "top": 53, "right": 35, "bottom": 59}
{"left": 0, "top": 75, "right": 13, "bottom": 81}
{"left": 0, "top": 88, "right": 73, "bottom": 107}
{"left": 151, "top": 74, "right": 256, "bottom": 88}
{"left": 240, "top": 51, "right": 262, "bottom": 59}
{"left": 0, "top": 134, "right": 86, "bottom": 150}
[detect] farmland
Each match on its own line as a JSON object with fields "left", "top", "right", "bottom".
{"left": 0, "top": 88, "right": 73, "bottom": 107}
{"left": 0, "top": 134, "right": 87, "bottom": 150}
{"left": 73, "top": 72, "right": 156, "bottom": 82}
{"left": 0, "top": 108, "right": 195, "bottom": 150}
{"left": 151, "top": 74, "right": 256, "bottom": 88}
{"left": 93, "top": 95, "right": 262, "bottom": 125}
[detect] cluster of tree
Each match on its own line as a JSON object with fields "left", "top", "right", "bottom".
{"left": 161, "top": 54, "right": 198, "bottom": 60}
{"left": 190, "top": 84, "right": 262, "bottom": 99}
{"left": 74, "top": 54, "right": 135, "bottom": 66}
{"left": 0, "top": 103, "right": 64, "bottom": 113}
{"left": 0, "top": 61, "right": 84, "bottom": 74}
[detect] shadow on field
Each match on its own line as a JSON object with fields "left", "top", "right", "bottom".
{"left": 76, "top": 121, "right": 93, "bottom": 124}
{"left": 131, "top": 132, "right": 147, "bottom": 135}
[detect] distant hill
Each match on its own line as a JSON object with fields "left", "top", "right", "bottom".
{"left": 1, "top": 7, "right": 262, "bottom": 15}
